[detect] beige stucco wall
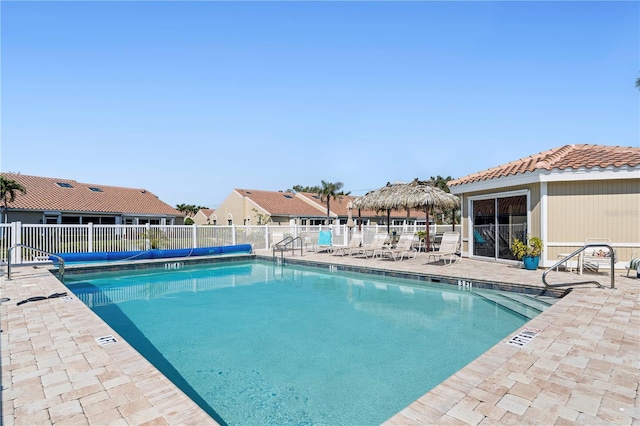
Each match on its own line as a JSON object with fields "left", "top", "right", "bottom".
{"left": 192, "top": 210, "right": 211, "bottom": 225}
{"left": 214, "top": 191, "right": 273, "bottom": 226}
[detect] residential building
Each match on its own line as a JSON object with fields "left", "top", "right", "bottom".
{"left": 0, "top": 173, "right": 184, "bottom": 225}
{"left": 193, "top": 208, "right": 216, "bottom": 225}
{"left": 448, "top": 144, "right": 640, "bottom": 267}
{"left": 213, "top": 189, "right": 429, "bottom": 227}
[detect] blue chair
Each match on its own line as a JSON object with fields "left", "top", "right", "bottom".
{"left": 314, "top": 230, "right": 333, "bottom": 253}
{"left": 473, "top": 229, "right": 486, "bottom": 244}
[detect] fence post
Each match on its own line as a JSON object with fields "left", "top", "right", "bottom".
{"left": 12, "top": 221, "right": 22, "bottom": 264}
{"left": 265, "top": 225, "right": 270, "bottom": 249}
{"left": 88, "top": 223, "right": 94, "bottom": 252}
{"left": 232, "top": 224, "right": 237, "bottom": 245}
{"left": 145, "top": 223, "right": 151, "bottom": 250}
{"left": 193, "top": 224, "right": 198, "bottom": 248}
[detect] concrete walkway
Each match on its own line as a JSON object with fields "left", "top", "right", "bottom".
{"left": 1, "top": 251, "right": 638, "bottom": 425}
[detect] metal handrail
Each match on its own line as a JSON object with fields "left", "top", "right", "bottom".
{"left": 7, "top": 244, "right": 66, "bottom": 283}
{"left": 543, "top": 243, "right": 615, "bottom": 289}
{"left": 272, "top": 236, "right": 303, "bottom": 262}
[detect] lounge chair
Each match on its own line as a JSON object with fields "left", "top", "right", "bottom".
{"left": 426, "top": 231, "right": 460, "bottom": 265}
{"left": 314, "top": 230, "right": 334, "bottom": 253}
{"left": 333, "top": 233, "right": 362, "bottom": 256}
{"left": 625, "top": 249, "right": 639, "bottom": 278}
{"left": 353, "top": 233, "right": 388, "bottom": 258}
{"left": 374, "top": 233, "right": 417, "bottom": 261}
{"left": 580, "top": 238, "right": 614, "bottom": 275}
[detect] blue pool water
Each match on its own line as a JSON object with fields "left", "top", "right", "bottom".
{"left": 65, "top": 260, "right": 529, "bottom": 425}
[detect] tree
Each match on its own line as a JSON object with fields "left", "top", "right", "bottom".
{"left": 175, "top": 204, "right": 209, "bottom": 217}
{"left": 175, "top": 203, "right": 189, "bottom": 215}
{"left": 251, "top": 208, "right": 271, "bottom": 225}
{"left": 426, "top": 175, "right": 453, "bottom": 193}
{"left": 286, "top": 184, "right": 322, "bottom": 193}
{"left": 316, "top": 180, "right": 349, "bottom": 225}
{"left": 636, "top": 77, "right": 640, "bottom": 89}
{"left": 0, "top": 176, "right": 27, "bottom": 223}
{"left": 426, "top": 176, "right": 457, "bottom": 224}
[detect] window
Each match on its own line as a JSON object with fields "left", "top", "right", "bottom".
{"left": 61, "top": 216, "right": 81, "bottom": 224}
{"left": 44, "top": 216, "right": 59, "bottom": 224}
{"left": 56, "top": 182, "right": 74, "bottom": 188}
{"left": 88, "top": 187, "right": 103, "bottom": 192}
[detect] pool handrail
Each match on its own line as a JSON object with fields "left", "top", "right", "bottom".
{"left": 7, "top": 244, "right": 66, "bottom": 283}
{"left": 543, "top": 243, "right": 614, "bottom": 289}
{"left": 272, "top": 236, "right": 303, "bottom": 262}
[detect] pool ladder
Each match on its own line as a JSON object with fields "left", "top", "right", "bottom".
{"left": 6, "top": 244, "right": 66, "bottom": 283}
{"left": 272, "top": 236, "right": 303, "bottom": 264}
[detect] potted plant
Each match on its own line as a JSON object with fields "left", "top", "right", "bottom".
{"left": 511, "top": 235, "right": 543, "bottom": 270}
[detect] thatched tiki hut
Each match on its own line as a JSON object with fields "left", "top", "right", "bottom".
{"left": 352, "top": 178, "right": 460, "bottom": 251}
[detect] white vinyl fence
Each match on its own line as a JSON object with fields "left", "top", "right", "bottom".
{"left": 0, "top": 222, "right": 460, "bottom": 265}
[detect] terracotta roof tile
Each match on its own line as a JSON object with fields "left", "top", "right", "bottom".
{"left": 233, "top": 190, "right": 428, "bottom": 219}
{"left": 235, "top": 189, "right": 327, "bottom": 216}
{"left": 1, "top": 173, "right": 181, "bottom": 216}
{"left": 448, "top": 144, "right": 640, "bottom": 186}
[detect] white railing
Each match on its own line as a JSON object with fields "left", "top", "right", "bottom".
{"left": 0, "top": 222, "right": 460, "bottom": 264}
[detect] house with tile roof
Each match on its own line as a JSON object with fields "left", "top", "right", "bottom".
{"left": 447, "top": 144, "right": 640, "bottom": 268}
{"left": 213, "top": 189, "right": 429, "bottom": 227}
{"left": 0, "top": 173, "right": 184, "bottom": 225}
{"left": 193, "top": 208, "right": 216, "bottom": 225}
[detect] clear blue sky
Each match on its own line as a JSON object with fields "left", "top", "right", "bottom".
{"left": 1, "top": 1, "right": 638, "bottom": 208}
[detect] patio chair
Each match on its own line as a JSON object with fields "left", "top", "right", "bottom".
{"left": 314, "top": 230, "right": 334, "bottom": 253}
{"left": 374, "top": 233, "right": 417, "bottom": 261}
{"left": 353, "top": 233, "right": 388, "bottom": 258}
{"left": 425, "top": 231, "right": 460, "bottom": 265}
{"left": 580, "top": 238, "right": 614, "bottom": 275}
{"left": 625, "top": 249, "right": 639, "bottom": 278}
{"left": 333, "top": 233, "right": 362, "bottom": 256}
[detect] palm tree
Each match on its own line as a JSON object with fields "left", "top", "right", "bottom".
{"left": 176, "top": 203, "right": 187, "bottom": 214}
{"left": 317, "top": 180, "right": 349, "bottom": 225}
{"left": 0, "top": 176, "right": 27, "bottom": 223}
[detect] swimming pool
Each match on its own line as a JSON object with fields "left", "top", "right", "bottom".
{"left": 65, "top": 260, "right": 531, "bottom": 425}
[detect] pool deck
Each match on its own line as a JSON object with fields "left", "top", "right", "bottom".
{"left": 1, "top": 251, "right": 638, "bottom": 425}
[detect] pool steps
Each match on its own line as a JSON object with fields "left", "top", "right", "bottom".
{"left": 472, "top": 289, "right": 556, "bottom": 319}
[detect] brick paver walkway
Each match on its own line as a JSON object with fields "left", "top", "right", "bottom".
{"left": 1, "top": 251, "right": 638, "bottom": 425}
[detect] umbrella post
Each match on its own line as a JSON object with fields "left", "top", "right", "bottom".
{"left": 426, "top": 206, "right": 431, "bottom": 252}
{"left": 452, "top": 208, "right": 455, "bottom": 231}
{"left": 387, "top": 209, "right": 391, "bottom": 234}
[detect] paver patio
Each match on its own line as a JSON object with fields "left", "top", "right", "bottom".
{"left": 1, "top": 251, "right": 638, "bottom": 425}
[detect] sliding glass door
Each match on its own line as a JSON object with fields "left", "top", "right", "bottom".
{"left": 472, "top": 194, "right": 527, "bottom": 261}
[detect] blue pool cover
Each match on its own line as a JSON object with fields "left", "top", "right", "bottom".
{"left": 49, "top": 244, "right": 252, "bottom": 263}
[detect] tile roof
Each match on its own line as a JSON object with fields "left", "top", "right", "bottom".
{"left": 1, "top": 173, "right": 181, "bottom": 216}
{"left": 448, "top": 144, "right": 640, "bottom": 187}
{"left": 235, "top": 189, "right": 328, "bottom": 217}
{"left": 234, "top": 190, "right": 429, "bottom": 219}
